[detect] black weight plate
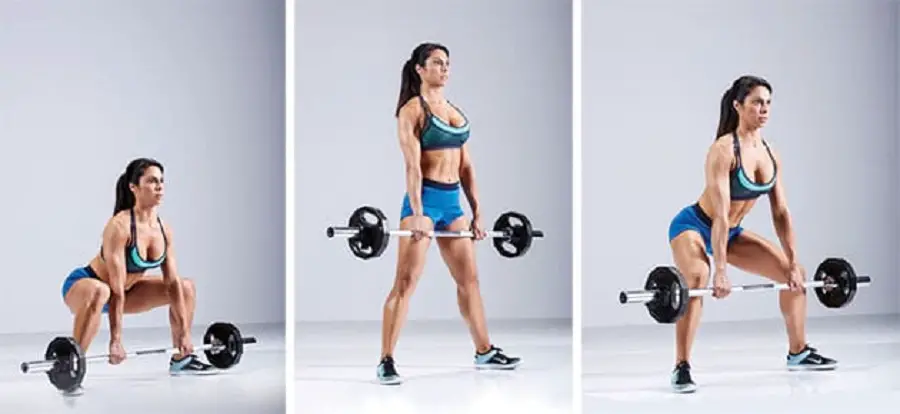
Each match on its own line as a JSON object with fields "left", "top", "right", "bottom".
{"left": 44, "top": 336, "right": 85, "bottom": 393}
{"left": 644, "top": 266, "right": 689, "bottom": 324}
{"left": 492, "top": 211, "right": 533, "bottom": 258}
{"left": 814, "top": 257, "right": 858, "bottom": 308}
{"left": 347, "top": 206, "right": 390, "bottom": 260}
{"left": 204, "top": 322, "right": 244, "bottom": 369}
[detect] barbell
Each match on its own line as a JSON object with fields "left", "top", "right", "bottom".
{"left": 20, "top": 322, "right": 256, "bottom": 393}
{"left": 618, "top": 257, "right": 871, "bottom": 323}
{"left": 326, "top": 205, "right": 544, "bottom": 260}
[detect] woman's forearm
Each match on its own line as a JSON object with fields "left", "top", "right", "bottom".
{"left": 460, "top": 165, "right": 480, "bottom": 217}
{"left": 406, "top": 165, "right": 424, "bottom": 215}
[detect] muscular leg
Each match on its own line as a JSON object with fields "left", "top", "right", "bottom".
{"left": 435, "top": 216, "right": 491, "bottom": 353}
{"left": 380, "top": 216, "right": 433, "bottom": 359}
{"left": 669, "top": 230, "right": 711, "bottom": 364}
{"left": 122, "top": 276, "right": 197, "bottom": 358}
{"left": 64, "top": 278, "right": 111, "bottom": 353}
{"left": 725, "top": 230, "right": 807, "bottom": 354}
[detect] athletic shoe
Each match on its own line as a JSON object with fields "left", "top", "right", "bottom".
{"left": 671, "top": 361, "right": 696, "bottom": 393}
{"left": 474, "top": 345, "right": 521, "bottom": 370}
{"left": 169, "top": 354, "right": 216, "bottom": 375}
{"left": 786, "top": 345, "right": 837, "bottom": 371}
{"left": 376, "top": 356, "right": 403, "bottom": 385}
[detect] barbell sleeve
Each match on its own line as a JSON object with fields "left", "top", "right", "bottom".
{"left": 20, "top": 337, "right": 257, "bottom": 374}
{"left": 618, "top": 276, "right": 871, "bottom": 305}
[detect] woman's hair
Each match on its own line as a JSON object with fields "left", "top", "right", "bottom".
{"left": 715, "top": 75, "right": 772, "bottom": 139}
{"left": 395, "top": 42, "right": 450, "bottom": 117}
{"left": 114, "top": 158, "right": 163, "bottom": 215}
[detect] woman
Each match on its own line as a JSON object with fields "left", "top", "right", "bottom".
{"left": 60, "top": 158, "right": 213, "bottom": 394}
{"left": 666, "top": 75, "right": 837, "bottom": 393}
{"left": 376, "top": 42, "right": 521, "bottom": 385}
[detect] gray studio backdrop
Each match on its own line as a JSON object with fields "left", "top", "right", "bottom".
{"left": 0, "top": 0, "right": 285, "bottom": 334}
{"left": 296, "top": 0, "right": 573, "bottom": 322}
{"left": 584, "top": 0, "right": 900, "bottom": 327}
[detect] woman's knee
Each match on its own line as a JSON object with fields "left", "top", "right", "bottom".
{"left": 391, "top": 267, "right": 422, "bottom": 298}
{"left": 181, "top": 278, "right": 195, "bottom": 300}
{"left": 680, "top": 267, "right": 709, "bottom": 289}
{"left": 455, "top": 277, "right": 480, "bottom": 297}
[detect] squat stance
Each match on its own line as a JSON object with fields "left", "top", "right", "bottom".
{"left": 666, "top": 76, "right": 836, "bottom": 393}
{"left": 61, "top": 158, "right": 213, "bottom": 394}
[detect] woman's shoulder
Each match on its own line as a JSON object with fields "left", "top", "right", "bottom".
{"left": 706, "top": 134, "right": 736, "bottom": 165}
{"left": 104, "top": 211, "right": 130, "bottom": 233}
{"left": 397, "top": 96, "right": 425, "bottom": 118}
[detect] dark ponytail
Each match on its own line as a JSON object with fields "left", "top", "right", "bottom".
{"left": 113, "top": 158, "right": 164, "bottom": 215}
{"left": 715, "top": 75, "right": 773, "bottom": 139}
{"left": 715, "top": 87, "right": 738, "bottom": 139}
{"left": 395, "top": 42, "right": 450, "bottom": 117}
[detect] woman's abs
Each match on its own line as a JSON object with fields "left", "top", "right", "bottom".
{"left": 420, "top": 149, "right": 461, "bottom": 183}
{"left": 697, "top": 192, "right": 757, "bottom": 228}
{"left": 88, "top": 255, "right": 148, "bottom": 290}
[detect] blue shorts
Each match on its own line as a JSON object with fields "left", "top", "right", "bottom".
{"left": 400, "top": 179, "right": 465, "bottom": 231}
{"left": 61, "top": 266, "right": 109, "bottom": 313}
{"left": 668, "top": 203, "right": 743, "bottom": 255}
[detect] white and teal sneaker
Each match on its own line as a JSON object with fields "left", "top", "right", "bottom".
{"left": 786, "top": 345, "right": 837, "bottom": 371}
{"left": 671, "top": 361, "right": 696, "bottom": 393}
{"left": 474, "top": 345, "right": 521, "bottom": 370}
{"left": 169, "top": 354, "right": 216, "bottom": 376}
{"left": 376, "top": 356, "right": 402, "bottom": 385}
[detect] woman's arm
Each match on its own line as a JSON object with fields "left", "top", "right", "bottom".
{"left": 101, "top": 217, "right": 130, "bottom": 343}
{"left": 397, "top": 103, "right": 424, "bottom": 215}
{"left": 767, "top": 150, "right": 798, "bottom": 266}
{"left": 459, "top": 143, "right": 481, "bottom": 219}
{"left": 705, "top": 144, "right": 733, "bottom": 276}
{"left": 160, "top": 222, "right": 189, "bottom": 336}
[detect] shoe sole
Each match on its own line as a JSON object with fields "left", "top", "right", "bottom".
{"left": 672, "top": 384, "right": 697, "bottom": 394}
{"left": 169, "top": 370, "right": 220, "bottom": 376}
{"left": 786, "top": 363, "right": 838, "bottom": 371}
{"left": 475, "top": 360, "right": 522, "bottom": 370}
{"left": 378, "top": 377, "right": 403, "bottom": 385}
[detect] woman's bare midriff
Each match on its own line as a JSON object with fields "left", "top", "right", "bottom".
{"left": 696, "top": 189, "right": 757, "bottom": 229}
{"left": 86, "top": 255, "right": 148, "bottom": 291}
{"left": 420, "top": 149, "right": 461, "bottom": 183}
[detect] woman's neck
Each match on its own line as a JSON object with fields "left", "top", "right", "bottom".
{"left": 420, "top": 84, "right": 445, "bottom": 103}
{"left": 132, "top": 205, "right": 157, "bottom": 223}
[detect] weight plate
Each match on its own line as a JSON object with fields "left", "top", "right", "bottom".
{"left": 492, "top": 211, "right": 533, "bottom": 258}
{"left": 44, "top": 336, "right": 86, "bottom": 393}
{"left": 644, "top": 266, "right": 689, "bottom": 324}
{"left": 814, "top": 257, "right": 858, "bottom": 308}
{"left": 203, "top": 322, "right": 245, "bottom": 369}
{"left": 347, "top": 206, "right": 390, "bottom": 260}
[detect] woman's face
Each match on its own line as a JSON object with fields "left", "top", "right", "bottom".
{"left": 735, "top": 85, "right": 771, "bottom": 129}
{"left": 417, "top": 49, "right": 450, "bottom": 87}
{"left": 131, "top": 166, "right": 164, "bottom": 206}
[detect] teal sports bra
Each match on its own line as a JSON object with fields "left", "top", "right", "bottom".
{"left": 729, "top": 132, "right": 777, "bottom": 200}
{"left": 418, "top": 95, "right": 470, "bottom": 151}
{"left": 101, "top": 209, "right": 168, "bottom": 273}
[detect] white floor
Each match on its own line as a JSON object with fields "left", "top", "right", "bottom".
{"left": 583, "top": 314, "right": 900, "bottom": 413}
{"left": 0, "top": 323, "right": 285, "bottom": 413}
{"left": 296, "top": 319, "right": 573, "bottom": 414}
